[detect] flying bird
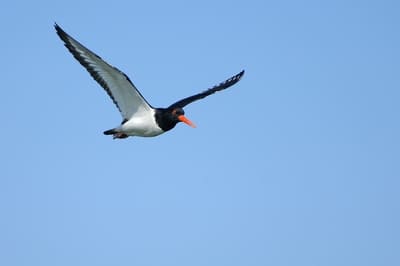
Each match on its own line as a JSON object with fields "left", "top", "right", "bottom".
{"left": 54, "top": 24, "right": 244, "bottom": 139}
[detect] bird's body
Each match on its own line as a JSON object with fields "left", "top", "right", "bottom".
{"left": 54, "top": 24, "right": 244, "bottom": 139}
{"left": 116, "top": 109, "right": 164, "bottom": 138}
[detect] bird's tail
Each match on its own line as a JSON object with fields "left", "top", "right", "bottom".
{"left": 103, "top": 128, "right": 117, "bottom": 135}
{"left": 103, "top": 128, "right": 128, "bottom": 139}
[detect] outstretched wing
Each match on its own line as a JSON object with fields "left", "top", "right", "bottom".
{"left": 168, "top": 70, "right": 244, "bottom": 109}
{"left": 55, "top": 23, "right": 153, "bottom": 120}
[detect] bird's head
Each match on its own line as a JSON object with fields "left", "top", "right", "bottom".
{"left": 170, "top": 108, "right": 196, "bottom": 128}
{"left": 155, "top": 107, "right": 196, "bottom": 132}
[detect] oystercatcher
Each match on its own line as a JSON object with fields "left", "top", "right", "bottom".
{"left": 55, "top": 24, "right": 244, "bottom": 139}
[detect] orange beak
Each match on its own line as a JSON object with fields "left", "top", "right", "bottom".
{"left": 178, "top": 115, "right": 196, "bottom": 128}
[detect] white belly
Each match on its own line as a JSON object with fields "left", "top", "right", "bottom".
{"left": 120, "top": 111, "right": 164, "bottom": 137}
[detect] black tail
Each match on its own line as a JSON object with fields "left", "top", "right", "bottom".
{"left": 103, "top": 128, "right": 117, "bottom": 135}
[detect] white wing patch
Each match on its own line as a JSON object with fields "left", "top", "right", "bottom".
{"left": 55, "top": 24, "right": 153, "bottom": 120}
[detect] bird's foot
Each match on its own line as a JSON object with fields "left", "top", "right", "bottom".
{"left": 113, "top": 133, "right": 129, "bottom": 139}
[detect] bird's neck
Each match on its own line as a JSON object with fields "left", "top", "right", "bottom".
{"left": 154, "top": 108, "right": 178, "bottom": 132}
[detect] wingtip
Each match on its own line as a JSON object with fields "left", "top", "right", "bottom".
{"left": 54, "top": 23, "right": 69, "bottom": 43}
{"left": 234, "top": 70, "right": 245, "bottom": 81}
{"left": 54, "top": 23, "right": 68, "bottom": 37}
{"left": 54, "top": 22, "right": 63, "bottom": 35}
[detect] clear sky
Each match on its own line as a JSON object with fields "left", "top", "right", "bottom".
{"left": 0, "top": 0, "right": 399, "bottom": 265}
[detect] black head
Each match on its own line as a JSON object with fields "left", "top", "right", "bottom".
{"left": 155, "top": 107, "right": 196, "bottom": 132}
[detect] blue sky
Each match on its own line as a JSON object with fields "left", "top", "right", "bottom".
{"left": 1, "top": 0, "right": 399, "bottom": 265}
